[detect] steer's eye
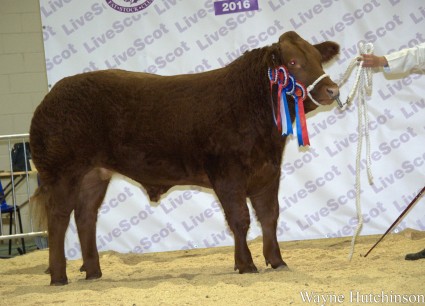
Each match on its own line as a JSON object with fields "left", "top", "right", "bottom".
{"left": 288, "top": 59, "right": 297, "bottom": 66}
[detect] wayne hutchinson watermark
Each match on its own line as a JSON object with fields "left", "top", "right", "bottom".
{"left": 299, "top": 290, "right": 425, "bottom": 305}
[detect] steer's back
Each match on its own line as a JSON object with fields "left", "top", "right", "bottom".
{"left": 30, "top": 69, "right": 232, "bottom": 185}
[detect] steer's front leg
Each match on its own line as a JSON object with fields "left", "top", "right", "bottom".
{"left": 206, "top": 160, "right": 257, "bottom": 273}
{"left": 218, "top": 190, "right": 258, "bottom": 273}
{"left": 250, "top": 176, "right": 287, "bottom": 270}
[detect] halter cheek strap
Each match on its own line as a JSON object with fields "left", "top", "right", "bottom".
{"left": 307, "top": 73, "right": 329, "bottom": 106}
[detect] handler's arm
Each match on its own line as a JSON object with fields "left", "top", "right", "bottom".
{"left": 382, "top": 43, "right": 425, "bottom": 74}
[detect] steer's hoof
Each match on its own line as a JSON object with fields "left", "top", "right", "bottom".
{"left": 263, "top": 263, "right": 290, "bottom": 273}
{"left": 235, "top": 263, "right": 258, "bottom": 274}
{"left": 86, "top": 272, "right": 102, "bottom": 280}
{"left": 50, "top": 278, "right": 68, "bottom": 286}
{"left": 266, "top": 259, "right": 289, "bottom": 271}
{"left": 274, "top": 264, "right": 290, "bottom": 271}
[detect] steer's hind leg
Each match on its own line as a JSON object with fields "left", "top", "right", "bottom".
{"left": 250, "top": 177, "right": 287, "bottom": 270}
{"left": 47, "top": 181, "right": 77, "bottom": 285}
{"left": 207, "top": 160, "right": 257, "bottom": 273}
{"left": 74, "top": 168, "right": 111, "bottom": 280}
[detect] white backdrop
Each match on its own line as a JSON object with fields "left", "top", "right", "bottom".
{"left": 39, "top": 0, "right": 425, "bottom": 260}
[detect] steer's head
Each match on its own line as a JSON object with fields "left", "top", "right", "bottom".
{"left": 266, "top": 31, "right": 340, "bottom": 112}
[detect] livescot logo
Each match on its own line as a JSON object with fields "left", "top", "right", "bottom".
{"left": 106, "top": 0, "right": 155, "bottom": 13}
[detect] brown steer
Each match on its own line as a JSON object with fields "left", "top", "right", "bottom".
{"left": 30, "top": 31, "right": 340, "bottom": 285}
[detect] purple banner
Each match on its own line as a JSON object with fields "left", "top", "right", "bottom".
{"left": 214, "top": 0, "right": 259, "bottom": 16}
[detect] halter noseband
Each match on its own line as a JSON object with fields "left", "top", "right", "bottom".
{"left": 307, "top": 73, "right": 329, "bottom": 106}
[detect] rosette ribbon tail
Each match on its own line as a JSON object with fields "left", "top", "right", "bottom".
{"left": 294, "top": 93, "right": 310, "bottom": 147}
{"left": 280, "top": 88, "right": 292, "bottom": 136}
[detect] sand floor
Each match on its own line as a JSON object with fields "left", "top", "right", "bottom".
{"left": 1, "top": 230, "right": 425, "bottom": 306}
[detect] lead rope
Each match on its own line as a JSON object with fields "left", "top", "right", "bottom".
{"left": 338, "top": 42, "right": 374, "bottom": 260}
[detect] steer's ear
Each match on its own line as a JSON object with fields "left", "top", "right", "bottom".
{"left": 263, "top": 43, "right": 282, "bottom": 68}
{"left": 314, "top": 41, "right": 340, "bottom": 63}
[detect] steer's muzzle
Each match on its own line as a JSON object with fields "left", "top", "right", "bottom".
{"left": 326, "top": 85, "right": 340, "bottom": 99}
{"left": 326, "top": 85, "right": 343, "bottom": 107}
{"left": 307, "top": 74, "right": 340, "bottom": 107}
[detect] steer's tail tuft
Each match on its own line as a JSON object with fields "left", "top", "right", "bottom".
{"left": 30, "top": 185, "right": 52, "bottom": 232}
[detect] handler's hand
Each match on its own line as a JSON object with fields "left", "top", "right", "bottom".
{"left": 359, "top": 54, "right": 388, "bottom": 68}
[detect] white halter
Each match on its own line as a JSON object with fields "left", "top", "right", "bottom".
{"left": 306, "top": 73, "right": 329, "bottom": 106}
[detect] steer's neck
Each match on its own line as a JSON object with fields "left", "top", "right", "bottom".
{"left": 226, "top": 48, "right": 295, "bottom": 139}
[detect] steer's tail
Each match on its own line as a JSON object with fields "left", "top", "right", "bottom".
{"left": 30, "top": 185, "right": 52, "bottom": 232}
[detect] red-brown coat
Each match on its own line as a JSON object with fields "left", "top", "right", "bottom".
{"left": 30, "top": 31, "right": 340, "bottom": 285}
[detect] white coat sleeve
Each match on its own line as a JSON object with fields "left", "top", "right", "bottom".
{"left": 383, "top": 43, "right": 425, "bottom": 74}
